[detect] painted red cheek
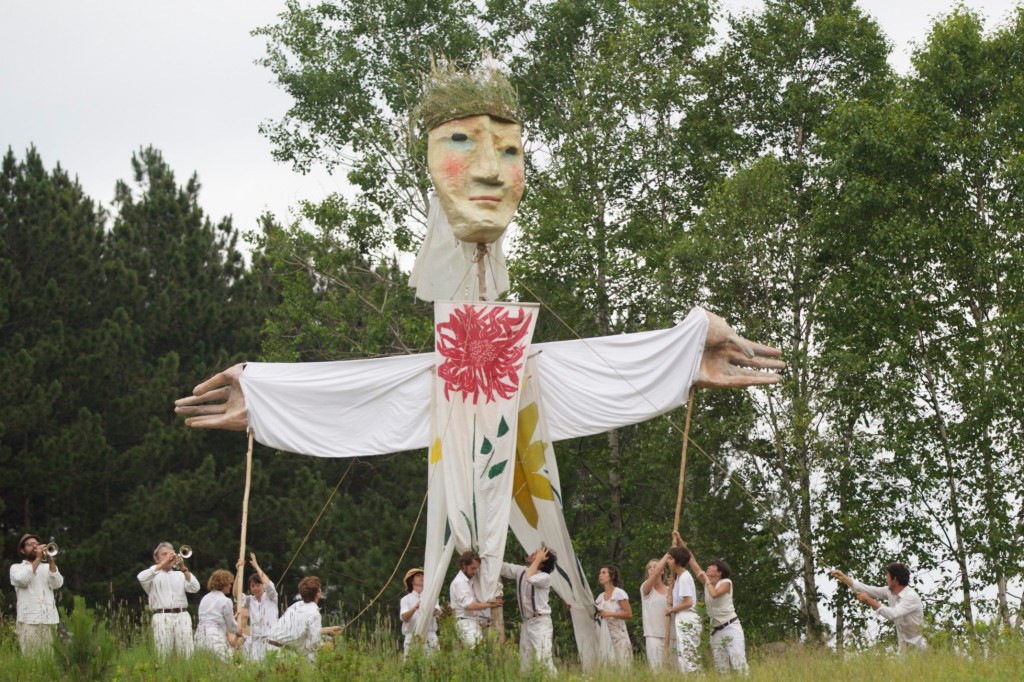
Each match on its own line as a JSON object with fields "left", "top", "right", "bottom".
{"left": 442, "top": 156, "right": 467, "bottom": 182}
{"left": 510, "top": 166, "right": 525, "bottom": 196}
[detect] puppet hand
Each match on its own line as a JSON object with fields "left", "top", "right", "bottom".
{"left": 696, "top": 311, "right": 785, "bottom": 389}
{"left": 174, "top": 363, "right": 249, "bottom": 431}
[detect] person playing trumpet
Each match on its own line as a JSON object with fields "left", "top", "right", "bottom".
{"left": 138, "top": 541, "right": 200, "bottom": 658}
{"left": 10, "top": 533, "right": 64, "bottom": 656}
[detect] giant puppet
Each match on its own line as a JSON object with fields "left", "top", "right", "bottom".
{"left": 175, "top": 67, "right": 784, "bottom": 666}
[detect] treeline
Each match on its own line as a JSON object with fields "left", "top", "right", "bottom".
{"left": 3, "top": 0, "right": 1023, "bottom": 652}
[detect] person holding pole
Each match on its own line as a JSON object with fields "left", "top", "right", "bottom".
{"left": 241, "top": 552, "right": 279, "bottom": 661}
{"left": 665, "top": 540, "right": 701, "bottom": 672}
{"left": 676, "top": 533, "right": 749, "bottom": 674}
{"left": 830, "top": 564, "right": 926, "bottom": 653}
{"left": 451, "top": 551, "right": 502, "bottom": 645}
{"left": 640, "top": 556, "right": 673, "bottom": 670}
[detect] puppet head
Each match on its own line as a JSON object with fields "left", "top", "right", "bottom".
{"left": 419, "top": 66, "right": 525, "bottom": 244}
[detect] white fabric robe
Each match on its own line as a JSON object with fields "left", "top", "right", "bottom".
{"left": 240, "top": 305, "right": 707, "bottom": 669}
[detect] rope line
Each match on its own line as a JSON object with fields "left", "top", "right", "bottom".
{"left": 274, "top": 458, "right": 357, "bottom": 595}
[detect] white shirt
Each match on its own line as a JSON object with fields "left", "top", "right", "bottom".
{"left": 640, "top": 584, "right": 668, "bottom": 637}
{"left": 595, "top": 586, "right": 629, "bottom": 614}
{"left": 244, "top": 582, "right": 280, "bottom": 640}
{"left": 400, "top": 590, "right": 440, "bottom": 636}
{"left": 705, "top": 578, "right": 738, "bottom": 626}
{"left": 672, "top": 571, "right": 696, "bottom": 613}
{"left": 852, "top": 580, "right": 927, "bottom": 650}
{"left": 137, "top": 565, "right": 200, "bottom": 609}
{"left": 269, "top": 600, "right": 322, "bottom": 660}
{"left": 500, "top": 563, "right": 552, "bottom": 618}
{"left": 450, "top": 570, "right": 489, "bottom": 621}
{"left": 9, "top": 561, "right": 63, "bottom": 624}
{"left": 196, "top": 590, "right": 239, "bottom": 634}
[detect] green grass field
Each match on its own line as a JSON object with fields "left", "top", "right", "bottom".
{"left": 2, "top": 602, "right": 1021, "bottom": 681}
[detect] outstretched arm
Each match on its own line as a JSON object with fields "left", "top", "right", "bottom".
{"left": 696, "top": 311, "right": 785, "bottom": 389}
{"left": 174, "top": 363, "right": 248, "bottom": 431}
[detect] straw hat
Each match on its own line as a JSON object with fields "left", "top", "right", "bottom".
{"left": 18, "top": 533, "right": 41, "bottom": 551}
{"left": 404, "top": 567, "right": 424, "bottom": 591}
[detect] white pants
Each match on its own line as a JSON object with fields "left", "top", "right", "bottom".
{"left": 645, "top": 634, "right": 678, "bottom": 670}
{"left": 153, "top": 612, "right": 193, "bottom": 658}
{"left": 674, "top": 610, "right": 702, "bottom": 673}
{"left": 456, "top": 618, "right": 483, "bottom": 645}
{"left": 195, "top": 623, "right": 232, "bottom": 661}
{"left": 520, "top": 615, "right": 555, "bottom": 673}
{"left": 710, "top": 620, "right": 748, "bottom": 673}
{"left": 403, "top": 631, "right": 440, "bottom": 657}
{"left": 244, "top": 636, "right": 270, "bottom": 662}
{"left": 16, "top": 622, "right": 54, "bottom": 656}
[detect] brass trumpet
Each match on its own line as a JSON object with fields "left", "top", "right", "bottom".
{"left": 39, "top": 542, "right": 59, "bottom": 564}
{"left": 173, "top": 545, "right": 192, "bottom": 571}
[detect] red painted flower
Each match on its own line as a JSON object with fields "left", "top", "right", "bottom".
{"left": 436, "top": 305, "right": 533, "bottom": 404}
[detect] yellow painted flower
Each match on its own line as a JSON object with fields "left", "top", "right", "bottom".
{"left": 430, "top": 437, "right": 443, "bottom": 464}
{"left": 512, "top": 401, "right": 555, "bottom": 528}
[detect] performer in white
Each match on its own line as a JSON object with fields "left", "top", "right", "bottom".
{"left": 175, "top": 66, "right": 784, "bottom": 669}
{"left": 594, "top": 564, "right": 632, "bottom": 667}
{"left": 267, "top": 576, "right": 342, "bottom": 662}
{"left": 640, "top": 556, "right": 673, "bottom": 670}
{"left": 831, "top": 564, "right": 927, "bottom": 653}
{"left": 666, "top": 543, "right": 702, "bottom": 672}
{"left": 9, "top": 533, "right": 64, "bottom": 656}
{"left": 400, "top": 567, "right": 440, "bottom": 656}
{"left": 194, "top": 568, "right": 248, "bottom": 661}
{"left": 450, "top": 551, "right": 501, "bottom": 645}
{"left": 500, "top": 545, "right": 557, "bottom": 673}
{"left": 241, "top": 552, "right": 279, "bottom": 661}
{"left": 678, "top": 533, "right": 749, "bottom": 674}
{"left": 138, "top": 541, "right": 200, "bottom": 658}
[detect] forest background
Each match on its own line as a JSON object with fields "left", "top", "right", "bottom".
{"left": 2, "top": 0, "right": 1023, "bottom": 654}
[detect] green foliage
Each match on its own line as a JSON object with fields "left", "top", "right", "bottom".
{"left": 50, "top": 595, "right": 118, "bottom": 681}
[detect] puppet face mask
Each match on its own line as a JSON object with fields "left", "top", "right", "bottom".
{"left": 427, "top": 115, "right": 525, "bottom": 244}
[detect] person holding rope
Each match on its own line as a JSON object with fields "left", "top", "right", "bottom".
{"left": 10, "top": 533, "right": 64, "bottom": 656}
{"left": 676, "top": 533, "right": 749, "bottom": 674}
{"left": 640, "top": 556, "right": 674, "bottom": 670}
{"left": 830, "top": 564, "right": 927, "bottom": 653}
{"left": 664, "top": 542, "right": 702, "bottom": 672}
{"left": 195, "top": 568, "right": 249, "bottom": 661}
{"left": 241, "top": 552, "right": 279, "bottom": 661}
{"left": 138, "top": 541, "right": 200, "bottom": 658}
{"left": 451, "top": 550, "right": 502, "bottom": 645}
{"left": 267, "top": 575, "right": 342, "bottom": 663}
{"left": 400, "top": 567, "right": 441, "bottom": 657}
{"left": 500, "top": 544, "right": 558, "bottom": 673}
{"left": 594, "top": 564, "right": 632, "bottom": 667}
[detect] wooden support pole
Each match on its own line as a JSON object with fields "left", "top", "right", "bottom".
{"left": 235, "top": 429, "right": 255, "bottom": 609}
{"left": 475, "top": 242, "right": 488, "bottom": 301}
{"left": 665, "top": 385, "right": 696, "bottom": 669}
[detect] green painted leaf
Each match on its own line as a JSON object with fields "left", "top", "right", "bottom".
{"left": 488, "top": 460, "right": 508, "bottom": 479}
{"left": 481, "top": 437, "right": 493, "bottom": 454}
{"left": 497, "top": 417, "right": 509, "bottom": 437}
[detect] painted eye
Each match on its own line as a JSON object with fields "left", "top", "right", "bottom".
{"left": 504, "top": 146, "right": 519, "bottom": 156}
{"left": 451, "top": 133, "right": 468, "bottom": 142}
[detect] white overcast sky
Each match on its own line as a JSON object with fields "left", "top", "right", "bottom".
{"left": 2, "top": 0, "right": 1021, "bottom": 236}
